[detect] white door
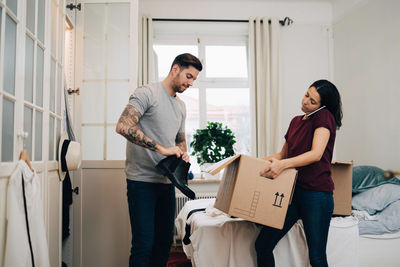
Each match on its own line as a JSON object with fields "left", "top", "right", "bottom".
{"left": 0, "top": 0, "right": 65, "bottom": 266}
{"left": 73, "top": 1, "right": 138, "bottom": 267}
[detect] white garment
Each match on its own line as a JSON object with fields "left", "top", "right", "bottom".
{"left": 176, "top": 199, "right": 359, "bottom": 267}
{"left": 5, "top": 160, "right": 50, "bottom": 267}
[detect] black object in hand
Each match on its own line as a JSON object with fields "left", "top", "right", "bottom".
{"left": 156, "top": 155, "right": 196, "bottom": 199}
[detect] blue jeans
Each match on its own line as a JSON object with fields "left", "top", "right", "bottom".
{"left": 126, "top": 180, "right": 176, "bottom": 267}
{"left": 255, "top": 187, "right": 334, "bottom": 267}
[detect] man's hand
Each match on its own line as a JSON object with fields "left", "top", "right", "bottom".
{"left": 157, "top": 145, "right": 184, "bottom": 158}
{"left": 157, "top": 146, "right": 190, "bottom": 162}
{"left": 181, "top": 152, "right": 190, "bottom": 162}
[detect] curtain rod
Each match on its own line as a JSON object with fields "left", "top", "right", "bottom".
{"left": 152, "top": 17, "right": 293, "bottom": 26}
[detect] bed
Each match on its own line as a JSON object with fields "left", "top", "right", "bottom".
{"left": 351, "top": 165, "right": 400, "bottom": 267}
{"left": 175, "top": 198, "right": 359, "bottom": 267}
{"left": 358, "top": 231, "right": 400, "bottom": 267}
{"left": 176, "top": 166, "right": 400, "bottom": 267}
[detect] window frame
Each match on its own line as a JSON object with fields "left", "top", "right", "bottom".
{"left": 23, "top": 0, "right": 47, "bottom": 162}
{"left": 0, "top": 0, "right": 64, "bottom": 176}
{"left": 0, "top": 0, "right": 21, "bottom": 166}
{"left": 153, "top": 30, "right": 254, "bottom": 175}
{"left": 153, "top": 35, "right": 250, "bottom": 128}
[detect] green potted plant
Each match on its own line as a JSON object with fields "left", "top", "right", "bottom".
{"left": 190, "top": 121, "right": 236, "bottom": 178}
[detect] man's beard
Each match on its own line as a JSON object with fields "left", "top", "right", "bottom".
{"left": 172, "top": 79, "right": 187, "bottom": 94}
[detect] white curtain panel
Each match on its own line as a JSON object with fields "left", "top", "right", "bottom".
{"left": 138, "top": 16, "right": 155, "bottom": 86}
{"left": 248, "top": 18, "right": 281, "bottom": 158}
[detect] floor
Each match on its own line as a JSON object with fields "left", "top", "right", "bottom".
{"left": 167, "top": 245, "right": 192, "bottom": 267}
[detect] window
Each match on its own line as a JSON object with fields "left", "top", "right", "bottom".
{"left": 153, "top": 22, "right": 251, "bottom": 175}
{"left": 0, "top": 0, "right": 55, "bottom": 167}
{"left": 48, "top": 0, "right": 64, "bottom": 161}
{"left": 1, "top": 1, "right": 18, "bottom": 162}
{"left": 23, "top": 0, "right": 46, "bottom": 161}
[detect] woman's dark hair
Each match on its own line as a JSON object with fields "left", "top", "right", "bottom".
{"left": 170, "top": 53, "right": 203, "bottom": 72}
{"left": 310, "top": 79, "right": 343, "bottom": 129}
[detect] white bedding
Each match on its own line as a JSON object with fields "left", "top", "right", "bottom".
{"left": 176, "top": 199, "right": 359, "bottom": 267}
{"left": 358, "top": 233, "right": 400, "bottom": 267}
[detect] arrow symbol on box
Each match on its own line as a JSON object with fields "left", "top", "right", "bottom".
{"left": 273, "top": 192, "right": 279, "bottom": 205}
{"left": 273, "top": 192, "right": 284, "bottom": 208}
{"left": 279, "top": 193, "right": 284, "bottom": 206}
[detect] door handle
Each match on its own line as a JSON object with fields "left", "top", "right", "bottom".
{"left": 17, "top": 131, "right": 29, "bottom": 139}
{"left": 73, "top": 187, "right": 79, "bottom": 195}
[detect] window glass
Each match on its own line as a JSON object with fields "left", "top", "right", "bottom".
{"left": 57, "top": 65, "right": 62, "bottom": 115}
{"left": 24, "top": 35, "right": 34, "bottom": 102}
{"left": 83, "top": 38, "right": 105, "bottom": 80}
{"left": 4, "top": 15, "right": 17, "bottom": 95}
{"left": 82, "top": 82, "right": 105, "bottom": 124}
{"left": 38, "top": 0, "right": 45, "bottom": 43}
{"left": 35, "top": 111, "right": 43, "bottom": 160}
{"left": 107, "top": 82, "right": 129, "bottom": 123}
{"left": 26, "top": 0, "right": 35, "bottom": 34}
{"left": 56, "top": 120, "right": 60, "bottom": 160}
{"left": 82, "top": 126, "right": 104, "bottom": 160}
{"left": 0, "top": 8, "right": 2, "bottom": 47}
{"left": 206, "top": 45, "right": 248, "bottom": 78}
{"left": 58, "top": 10, "right": 63, "bottom": 61}
{"left": 108, "top": 3, "right": 129, "bottom": 35}
{"left": 106, "top": 126, "right": 125, "bottom": 160}
{"left": 50, "top": 59, "right": 56, "bottom": 112}
{"left": 2, "top": 99, "right": 14, "bottom": 161}
{"left": 23, "top": 106, "right": 33, "bottom": 157}
{"left": 107, "top": 37, "right": 129, "bottom": 79}
{"left": 36, "top": 46, "right": 44, "bottom": 106}
{"left": 51, "top": 1, "right": 57, "bottom": 55}
{"left": 179, "top": 88, "right": 200, "bottom": 173}
{"left": 49, "top": 116, "right": 55, "bottom": 160}
{"left": 206, "top": 88, "right": 251, "bottom": 155}
{"left": 7, "top": 0, "right": 18, "bottom": 16}
{"left": 180, "top": 88, "right": 200, "bottom": 143}
{"left": 153, "top": 45, "right": 198, "bottom": 79}
{"left": 84, "top": 4, "right": 106, "bottom": 36}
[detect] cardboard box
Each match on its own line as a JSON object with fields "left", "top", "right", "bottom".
{"left": 208, "top": 154, "right": 298, "bottom": 230}
{"left": 331, "top": 161, "right": 353, "bottom": 216}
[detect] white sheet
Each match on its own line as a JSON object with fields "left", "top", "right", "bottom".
{"left": 358, "top": 235, "right": 400, "bottom": 267}
{"left": 176, "top": 199, "right": 359, "bottom": 267}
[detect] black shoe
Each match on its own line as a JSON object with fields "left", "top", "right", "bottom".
{"left": 156, "top": 156, "right": 196, "bottom": 199}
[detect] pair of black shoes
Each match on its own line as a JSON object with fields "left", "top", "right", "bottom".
{"left": 156, "top": 155, "right": 196, "bottom": 199}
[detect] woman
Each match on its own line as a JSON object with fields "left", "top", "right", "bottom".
{"left": 256, "top": 80, "right": 343, "bottom": 267}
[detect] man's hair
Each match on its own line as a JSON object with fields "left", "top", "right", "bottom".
{"left": 170, "top": 53, "right": 203, "bottom": 72}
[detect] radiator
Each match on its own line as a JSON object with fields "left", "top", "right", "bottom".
{"left": 174, "top": 192, "right": 217, "bottom": 242}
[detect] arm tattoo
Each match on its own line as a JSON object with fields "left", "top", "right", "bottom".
{"left": 175, "top": 132, "right": 187, "bottom": 152}
{"left": 116, "top": 105, "right": 158, "bottom": 151}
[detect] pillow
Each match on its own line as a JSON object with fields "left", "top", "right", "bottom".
{"left": 352, "top": 184, "right": 400, "bottom": 215}
{"left": 352, "top": 165, "right": 400, "bottom": 193}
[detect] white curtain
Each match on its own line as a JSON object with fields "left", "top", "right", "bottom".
{"left": 248, "top": 18, "right": 281, "bottom": 158}
{"left": 138, "top": 16, "right": 156, "bottom": 86}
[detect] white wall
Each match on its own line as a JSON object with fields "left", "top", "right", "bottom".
{"left": 333, "top": 0, "right": 400, "bottom": 169}
{"left": 140, "top": 0, "right": 334, "bottom": 149}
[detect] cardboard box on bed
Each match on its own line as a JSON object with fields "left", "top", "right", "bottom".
{"left": 331, "top": 161, "right": 353, "bottom": 216}
{"left": 207, "top": 154, "right": 298, "bottom": 230}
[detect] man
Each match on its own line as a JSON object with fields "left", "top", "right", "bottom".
{"left": 116, "top": 53, "right": 202, "bottom": 267}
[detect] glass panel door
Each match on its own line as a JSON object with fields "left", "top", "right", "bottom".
{"left": 81, "top": 3, "right": 130, "bottom": 160}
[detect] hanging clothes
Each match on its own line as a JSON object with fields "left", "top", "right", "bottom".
{"left": 4, "top": 160, "right": 50, "bottom": 267}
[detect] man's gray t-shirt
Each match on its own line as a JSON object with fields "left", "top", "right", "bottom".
{"left": 125, "top": 82, "right": 186, "bottom": 183}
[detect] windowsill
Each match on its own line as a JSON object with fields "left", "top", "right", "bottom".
{"left": 188, "top": 178, "right": 221, "bottom": 184}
